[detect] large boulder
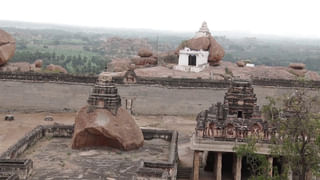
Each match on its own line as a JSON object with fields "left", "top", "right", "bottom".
{"left": 107, "top": 58, "right": 131, "bottom": 72}
{"left": 236, "top": 60, "right": 246, "bottom": 67}
{"left": 208, "top": 36, "right": 225, "bottom": 65}
{"left": 72, "top": 106, "right": 144, "bottom": 150}
{"left": 185, "top": 37, "right": 210, "bottom": 51}
{"left": 34, "top": 59, "right": 43, "bottom": 68}
{"left": 46, "top": 64, "right": 67, "bottom": 73}
{"left": 0, "top": 29, "right": 16, "bottom": 66}
{"left": 131, "top": 57, "right": 157, "bottom": 66}
{"left": 289, "top": 63, "right": 305, "bottom": 70}
{"left": 176, "top": 35, "right": 224, "bottom": 66}
{"left": 138, "top": 48, "right": 153, "bottom": 57}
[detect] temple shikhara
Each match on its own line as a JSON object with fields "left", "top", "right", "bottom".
{"left": 191, "top": 80, "right": 276, "bottom": 180}
{"left": 195, "top": 80, "right": 273, "bottom": 141}
{"left": 87, "top": 81, "right": 122, "bottom": 115}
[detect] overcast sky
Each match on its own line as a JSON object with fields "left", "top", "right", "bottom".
{"left": 1, "top": 0, "right": 320, "bottom": 38}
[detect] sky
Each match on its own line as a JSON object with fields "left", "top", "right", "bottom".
{"left": 1, "top": 0, "right": 320, "bottom": 38}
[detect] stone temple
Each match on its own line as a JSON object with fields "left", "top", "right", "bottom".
{"left": 87, "top": 80, "right": 122, "bottom": 115}
{"left": 191, "top": 80, "right": 277, "bottom": 180}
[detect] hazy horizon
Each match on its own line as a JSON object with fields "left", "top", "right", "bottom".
{"left": 1, "top": 0, "right": 320, "bottom": 39}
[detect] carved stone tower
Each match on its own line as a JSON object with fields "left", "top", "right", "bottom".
{"left": 87, "top": 81, "right": 121, "bottom": 115}
{"left": 224, "top": 80, "right": 257, "bottom": 119}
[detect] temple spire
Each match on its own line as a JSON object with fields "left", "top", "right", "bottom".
{"left": 194, "top": 21, "right": 211, "bottom": 38}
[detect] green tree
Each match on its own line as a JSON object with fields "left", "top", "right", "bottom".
{"left": 263, "top": 86, "right": 320, "bottom": 180}
{"left": 234, "top": 138, "right": 285, "bottom": 180}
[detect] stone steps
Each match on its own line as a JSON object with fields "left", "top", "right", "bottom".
{"left": 177, "top": 167, "right": 192, "bottom": 179}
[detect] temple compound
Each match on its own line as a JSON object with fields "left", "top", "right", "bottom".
{"left": 191, "top": 80, "right": 276, "bottom": 180}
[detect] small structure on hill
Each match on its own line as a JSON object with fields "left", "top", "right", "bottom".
{"left": 72, "top": 75, "right": 144, "bottom": 150}
{"left": 174, "top": 48, "right": 209, "bottom": 72}
{"left": 175, "top": 21, "right": 225, "bottom": 72}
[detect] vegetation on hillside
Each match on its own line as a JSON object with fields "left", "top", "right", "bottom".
{"left": 1, "top": 21, "right": 320, "bottom": 75}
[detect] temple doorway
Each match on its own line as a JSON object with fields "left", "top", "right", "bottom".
{"left": 204, "top": 151, "right": 215, "bottom": 171}
{"left": 237, "top": 111, "right": 243, "bottom": 118}
{"left": 188, "top": 55, "right": 196, "bottom": 66}
{"left": 222, "top": 153, "right": 234, "bottom": 179}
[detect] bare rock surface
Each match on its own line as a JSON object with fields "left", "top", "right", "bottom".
{"left": 72, "top": 107, "right": 144, "bottom": 150}
{"left": 138, "top": 48, "right": 153, "bottom": 57}
{"left": 0, "top": 29, "right": 16, "bottom": 66}
{"left": 46, "top": 64, "right": 67, "bottom": 73}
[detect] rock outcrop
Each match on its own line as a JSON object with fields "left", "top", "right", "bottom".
{"left": 0, "top": 60, "right": 42, "bottom": 72}
{"left": 236, "top": 60, "right": 246, "bottom": 67}
{"left": 46, "top": 64, "right": 67, "bottom": 73}
{"left": 72, "top": 106, "right": 144, "bottom": 150}
{"left": 107, "top": 58, "right": 131, "bottom": 72}
{"left": 131, "top": 57, "right": 157, "bottom": 66}
{"left": 0, "top": 29, "right": 16, "bottom": 66}
{"left": 34, "top": 59, "right": 43, "bottom": 68}
{"left": 288, "top": 63, "right": 307, "bottom": 77}
{"left": 289, "top": 63, "right": 305, "bottom": 70}
{"left": 176, "top": 22, "right": 224, "bottom": 66}
{"left": 138, "top": 48, "right": 153, "bottom": 57}
{"left": 72, "top": 79, "right": 144, "bottom": 150}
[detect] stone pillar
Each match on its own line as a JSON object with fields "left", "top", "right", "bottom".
{"left": 215, "top": 152, "right": 222, "bottom": 180}
{"left": 193, "top": 151, "right": 201, "bottom": 180}
{"left": 233, "top": 154, "right": 242, "bottom": 180}
{"left": 287, "top": 166, "right": 292, "bottom": 180}
{"left": 268, "top": 156, "right": 273, "bottom": 177}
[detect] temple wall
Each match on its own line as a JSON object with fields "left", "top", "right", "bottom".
{"left": 0, "top": 80, "right": 319, "bottom": 115}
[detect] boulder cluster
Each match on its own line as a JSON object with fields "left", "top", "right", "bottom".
{"left": 132, "top": 48, "right": 157, "bottom": 66}
{"left": 107, "top": 48, "right": 157, "bottom": 72}
{"left": 0, "top": 29, "right": 68, "bottom": 73}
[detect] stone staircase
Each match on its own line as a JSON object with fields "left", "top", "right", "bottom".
{"left": 177, "top": 166, "right": 192, "bottom": 179}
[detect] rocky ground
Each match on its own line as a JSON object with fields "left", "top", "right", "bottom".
{"left": 132, "top": 61, "right": 320, "bottom": 81}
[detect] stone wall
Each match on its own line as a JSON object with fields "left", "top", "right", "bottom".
{"left": 0, "top": 72, "right": 319, "bottom": 115}
{"left": 0, "top": 80, "right": 319, "bottom": 115}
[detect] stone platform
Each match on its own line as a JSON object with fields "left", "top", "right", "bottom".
{"left": 20, "top": 138, "right": 169, "bottom": 179}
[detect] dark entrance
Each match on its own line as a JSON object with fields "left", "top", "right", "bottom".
{"left": 237, "top": 111, "right": 243, "bottom": 118}
{"left": 188, "top": 55, "right": 196, "bottom": 66}
{"left": 204, "top": 151, "right": 215, "bottom": 171}
{"left": 222, "top": 153, "right": 234, "bottom": 179}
